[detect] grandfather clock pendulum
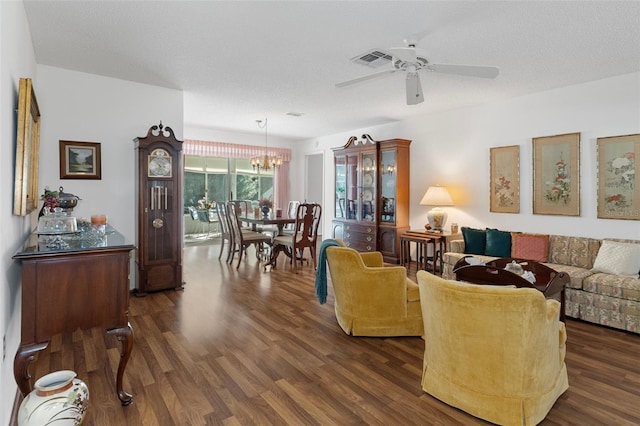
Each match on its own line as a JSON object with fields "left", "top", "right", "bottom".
{"left": 134, "top": 122, "right": 184, "bottom": 295}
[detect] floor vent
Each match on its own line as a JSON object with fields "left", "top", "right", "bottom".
{"left": 351, "top": 49, "right": 393, "bottom": 68}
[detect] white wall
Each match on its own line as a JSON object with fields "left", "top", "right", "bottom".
{"left": 36, "top": 66, "right": 184, "bottom": 239}
{"left": 300, "top": 72, "right": 640, "bottom": 242}
{"left": 0, "top": 2, "right": 38, "bottom": 423}
{"left": 1, "top": 40, "right": 183, "bottom": 423}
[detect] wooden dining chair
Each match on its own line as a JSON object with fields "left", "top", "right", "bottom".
{"left": 214, "top": 202, "right": 233, "bottom": 261}
{"left": 273, "top": 202, "right": 322, "bottom": 273}
{"left": 227, "top": 201, "right": 272, "bottom": 268}
{"left": 284, "top": 200, "right": 301, "bottom": 231}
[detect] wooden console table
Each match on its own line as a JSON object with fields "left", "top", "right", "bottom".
{"left": 12, "top": 226, "right": 135, "bottom": 405}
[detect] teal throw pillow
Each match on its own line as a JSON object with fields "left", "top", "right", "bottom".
{"left": 461, "top": 227, "right": 486, "bottom": 255}
{"left": 485, "top": 228, "right": 512, "bottom": 257}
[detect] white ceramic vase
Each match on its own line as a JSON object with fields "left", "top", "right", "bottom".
{"left": 18, "top": 370, "right": 89, "bottom": 426}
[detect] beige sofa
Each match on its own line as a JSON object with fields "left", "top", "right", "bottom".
{"left": 442, "top": 233, "right": 640, "bottom": 334}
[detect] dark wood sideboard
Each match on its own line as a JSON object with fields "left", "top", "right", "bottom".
{"left": 12, "top": 226, "right": 135, "bottom": 405}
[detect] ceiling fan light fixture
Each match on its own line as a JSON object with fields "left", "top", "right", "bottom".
{"left": 406, "top": 72, "right": 424, "bottom": 105}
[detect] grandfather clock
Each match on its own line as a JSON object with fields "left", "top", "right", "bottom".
{"left": 134, "top": 122, "right": 184, "bottom": 295}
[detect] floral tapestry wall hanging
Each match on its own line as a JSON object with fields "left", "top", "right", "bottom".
{"left": 490, "top": 145, "right": 520, "bottom": 213}
{"left": 533, "top": 132, "right": 580, "bottom": 216}
{"left": 597, "top": 133, "right": 639, "bottom": 220}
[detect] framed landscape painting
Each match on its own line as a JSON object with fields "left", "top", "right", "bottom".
{"left": 597, "top": 134, "right": 639, "bottom": 220}
{"left": 490, "top": 145, "right": 520, "bottom": 213}
{"left": 60, "top": 140, "right": 102, "bottom": 179}
{"left": 532, "top": 132, "right": 580, "bottom": 216}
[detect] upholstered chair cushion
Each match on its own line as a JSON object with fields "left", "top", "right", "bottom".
{"left": 416, "top": 271, "right": 569, "bottom": 425}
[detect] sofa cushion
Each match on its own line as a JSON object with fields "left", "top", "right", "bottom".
{"left": 511, "top": 233, "right": 549, "bottom": 262}
{"left": 583, "top": 273, "right": 640, "bottom": 302}
{"left": 548, "top": 235, "right": 600, "bottom": 269}
{"left": 485, "top": 228, "right": 512, "bottom": 257}
{"left": 544, "top": 263, "right": 594, "bottom": 290}
{"left": 592, "top": 240, "right": 640, "bottom": 278}
{"left": 461, "top": 227, "right": 486, "bottom": 255}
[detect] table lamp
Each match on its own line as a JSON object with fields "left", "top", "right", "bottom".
{"left": 420, "top": 186, "right": 454, "bottom": 232}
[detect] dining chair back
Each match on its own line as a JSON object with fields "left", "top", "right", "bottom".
{"left": 227, "top": 201, "right": 272, "bottom": 268}
{"left": 284, "top": 200, "right": 300, "bottom": 231}
{"left": 273, "top": 202, "right": 322, "bottom": 273}
{"left": 229, "top": 200, "right": 251, "bottom": 218}
{"left": 215, "top": 202, "right": 233, "bottom": 261}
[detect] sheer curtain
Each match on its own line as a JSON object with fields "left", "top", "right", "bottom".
{"left": 184, "top": 139, "right": 291, "bottom": 208}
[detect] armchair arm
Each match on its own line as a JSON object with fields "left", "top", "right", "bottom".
{"left": 359, "top": 251, "right": 384, "bottom": 267}
{"left": 449, "top": 239, "right": 465, "bottom": 253}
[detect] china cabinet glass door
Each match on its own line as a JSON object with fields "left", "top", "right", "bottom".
{"left": 380, "top": 149, "right": 397, "bottom": 224}
{"left": 360, "top": 150, "right": 376, "bottom": 222}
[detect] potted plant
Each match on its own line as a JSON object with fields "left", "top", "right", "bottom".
{"left": 259, "top": 198, "right": 273, "bottom": 217}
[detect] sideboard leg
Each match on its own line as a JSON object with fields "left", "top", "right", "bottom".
{"left": 13, "top": 342, "right": 49, "bottom": 396}
{"left": 107, "top": 323, "right": 134, "bottom": 406}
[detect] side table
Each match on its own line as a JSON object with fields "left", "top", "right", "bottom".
{"left": 403, "top": 230, "right": 461, "bottom": 274}
{"left": 400, "top": 233, "right": 438, "bottom": 274}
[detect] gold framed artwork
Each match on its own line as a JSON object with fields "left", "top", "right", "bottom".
{"left": 596, "top": 133, "right": 639, "bottom": 220}
{"left": 60, "top": 140, "right": 102, "bottom": 179}
{"left": 490, "top": 145, "right": 520, "bottom": 213}
{"left": 13, "top": 78, "right": 41, "bottom": 216}
{"left": 532, "top": 132, "right": 580, "bottom": 216}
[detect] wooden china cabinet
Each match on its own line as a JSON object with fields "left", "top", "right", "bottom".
{"left": 134, "top": 123, "right": 184, "bottom": 294}
{"left": 332, "top": 136, "right": 411, "bottom": 263}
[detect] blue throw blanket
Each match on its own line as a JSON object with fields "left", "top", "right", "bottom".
{"left": 315, "top": 238, "right": 342, "bottom": 304}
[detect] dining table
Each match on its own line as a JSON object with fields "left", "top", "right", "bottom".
{"left": 241, "top": 215, "right": 296, "bottom": 236}
{"left": 241, "top": 215, "right": 296, "bottom": 269}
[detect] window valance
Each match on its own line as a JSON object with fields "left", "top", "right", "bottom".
{"left": 184, "top": 139, "right": 292, "bottom": 162}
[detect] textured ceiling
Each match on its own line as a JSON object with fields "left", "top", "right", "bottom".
{"left": 23, "top": 1, "right": 640, "bottom": 140}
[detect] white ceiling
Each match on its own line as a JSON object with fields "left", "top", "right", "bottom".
{"left": 23, "top": 1, "right": 640, "bottom": 140}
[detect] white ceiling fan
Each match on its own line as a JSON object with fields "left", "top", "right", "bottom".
{"left": 336, "top": 34, "right": 500, "bottom": 105}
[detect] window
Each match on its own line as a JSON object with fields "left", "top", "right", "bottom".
{"left": 184, "top": 156, "right": 273, "bottom": 209}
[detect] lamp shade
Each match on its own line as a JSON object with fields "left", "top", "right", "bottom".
{"left": 420, "top": 186, "right": 453, "bottom": 231}
{"left": 420, "top": 186, "right": 454, "bottom": 206}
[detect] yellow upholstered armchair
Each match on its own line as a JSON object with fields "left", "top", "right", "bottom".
{"left": 324, "top": 245, "right": 423, "bottom": 337}
{"left": 416, "top": 271, "right": 569, "bottom": 426}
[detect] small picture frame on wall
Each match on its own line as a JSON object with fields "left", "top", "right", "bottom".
{"left": 490, "top": 145, "right": 520, "bottom": 213}
{"left": 60, "top": 140, "right": 102, "bottom": 179}
{"left": 532, "top": 132, "right": 580, "bottom": 216}
{"left": 596, "top": 133, "right": 639, "bottom": 220}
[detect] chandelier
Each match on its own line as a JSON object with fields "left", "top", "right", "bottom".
{"left": 251, "top": 118, "right": 282, "bottom": 170}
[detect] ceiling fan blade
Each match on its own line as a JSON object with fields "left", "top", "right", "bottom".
{"left": 389, "top": 46, "right": 416, "bottom": 63}
{"left": 335, "top": 69, "right": 397, "bottom": 88}
{"left": 429, "top": 63, "right": 499, "bottom": 79}
{"left": 406, "top": 73, "right": 424, "bottom": 105}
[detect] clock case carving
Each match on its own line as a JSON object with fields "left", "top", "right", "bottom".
{"left": 134, "top": 123, "right": 184, "bottom": 295}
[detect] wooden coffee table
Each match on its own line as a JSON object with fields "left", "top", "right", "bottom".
{"left": 453, "top": 256, "right": 569, "bottom": 321}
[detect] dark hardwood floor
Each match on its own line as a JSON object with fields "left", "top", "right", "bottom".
{"left": 22, "top": 238, "right": 640, "bottom": 425}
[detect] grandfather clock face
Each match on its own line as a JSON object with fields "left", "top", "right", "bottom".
{"left": 148, "top": 148, "right": 172, "bottom": 178}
